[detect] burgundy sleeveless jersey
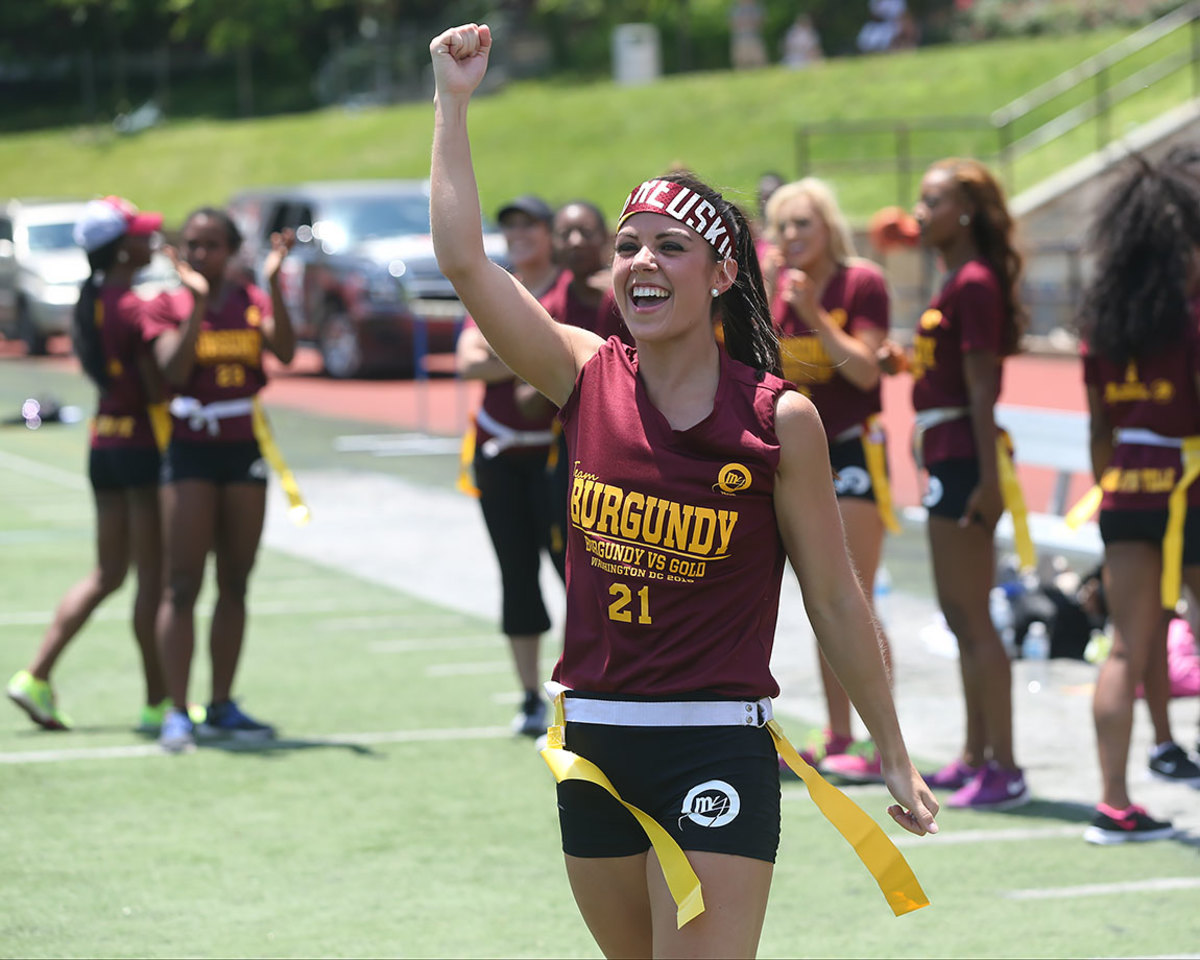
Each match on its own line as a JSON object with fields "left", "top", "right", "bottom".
{"left": 91, "top": 286, "right": 162, "bottom": 450}
{"left": 145, "top": 284, "right": 271, "bottom": 443}
{"left": 1083, "top": 310, "right": 1200, "bottom": 510}
{"left": 911, "top": 259, "right": 1006, "bottom": 465}
{"left": 553, "top": 339, "right": 795, "bottom": 698}
{"left": 771, "top": 261, "right": 889, "bottom": 440}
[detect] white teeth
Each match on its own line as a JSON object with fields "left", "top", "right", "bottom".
{"left": 631, "top": 285, "right": 669, "bottom": 298}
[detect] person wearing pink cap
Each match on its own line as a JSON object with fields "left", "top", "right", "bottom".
{"left": 430, "top": 24, "right": 936, "bottom": 958}
{"left": 7, "top": 196, "right": 172, "bottom": 734}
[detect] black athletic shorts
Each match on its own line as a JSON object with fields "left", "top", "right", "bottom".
{"left": 161, "top": 439, "right": 268, "bottom": 486}
{"left": 1100, "top": 508, "right": 1200, "bottom": 565}
{"left": 922, "top": 457, "right": 979, "bottom": 520}
{"left": 830, "top": 434, "right": 879, "bottom": 503}
{"left": 557, "top": 715, "right": 781, "bottom": 863}
{"left": 88, "top": 446, "right": 161, "bottom": 491}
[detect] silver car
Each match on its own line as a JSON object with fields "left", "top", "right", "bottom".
{"left": 0, "top": 198, "right": 176, "bottom": 354}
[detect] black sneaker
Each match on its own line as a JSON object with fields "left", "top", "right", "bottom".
{"left": 512, "top": 691, "right": 546, "bottom": 737}
{"left": 1083, "top": 804, "right": 1175, "bottom": 845}
{"left": 1148, "top": 742, "right": 1200, "bottom": 787}
{"left": 196, "top": 699, "right": 276, "bottom": 741}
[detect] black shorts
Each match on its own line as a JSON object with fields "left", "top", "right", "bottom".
{"left": 161, "top": 439, "right": 268, "bottom": 486}
{"left": 557, "top": 718, "right": 781, "bottom": 863}
{"left": 830, "top": 435, "right": 881, "bottom": 503}
{"left": 88, "top": 446, "right": 161, "bottom": 491}
{"left": 1099, "top": 508, "right": 1200, "bottom": 565}
{"left": 922, "top": 457, "right": 979, "bottom": 520}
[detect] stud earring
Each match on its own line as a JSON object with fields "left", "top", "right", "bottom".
{"left": 959, "top": 214, "right": 971, "bottom": 227}
{"left": 711, "top": 287, "right": 720, "bottom": 298}
{"left": 117, "top": 249, "right": 130, "bottom": 263}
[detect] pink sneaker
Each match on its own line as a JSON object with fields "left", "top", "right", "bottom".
{"left": 947, "top": 762, "right": 1031, "bottom": 810}
{"left": 796, "top": 729, "right": 852, "bottom": 766}
{"left": 820, "top": 740, "right": 885, "bottom": 783}
{"left": 924, "top": 758, "right": 982, "bottom": 790}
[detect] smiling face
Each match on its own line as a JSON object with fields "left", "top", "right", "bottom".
{"left": 913, "top": 168, "right": 969, "bottom": 251}
{"left": 182, "top": 213, "right": 234, "bottom": 286}
{"left": 499, "top": 210, "right": 553, "bottom": 276}
{"left": 772, "top": 192, "right": 831, "bottom": 272}
{"left": 612, "top": 211, "right": 728, "bottom": 344}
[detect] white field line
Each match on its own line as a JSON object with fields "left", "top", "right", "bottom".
{"left": 1005, "top": 877, "right": 1200, "bottom": 900}
{"left": 0, "top": 725, "right": 513, "bottom": 765}
{"left": 894, "top": 825, "right": 1082, "bottom": 847}
{"left": 0, "top": 600, "right": 422, "bottom": 628}
{"left": 369, "top": 637, "right": 498, "bottom": 653}
{"left": 425, "top": 660, "right": 512, "bottom": 677}
{"left": 0, "top": 450, "right": 88, "bottom": 491}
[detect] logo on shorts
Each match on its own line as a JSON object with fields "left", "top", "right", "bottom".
{"left": 714, "top": 463, "right": 751, "bottom": 496}
{"left": 679, "top": 779, "right": 740, "bottom": 828}
{"left": 833, "top": 465, "right": 871, "bottom": 497}
{"left": 249, "top": 458, "right": 268, "bottom": 480}
{"left": 921, "top": 475, "right": 944, "bottom": 508}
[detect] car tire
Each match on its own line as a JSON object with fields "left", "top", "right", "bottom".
{"left": 17, "top": 300, "right": 48, "bottom": 356}
{"left": 319, "top": 308, "right": 363, "bottom": 379}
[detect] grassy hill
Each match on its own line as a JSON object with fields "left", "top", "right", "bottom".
{"left": 0, "top": 25, "right": 1190, "bottom": 227}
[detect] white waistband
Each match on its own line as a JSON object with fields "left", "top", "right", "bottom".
{"left": 914, "top": 406, "right": 969, "bottom": 432}
{"left": 1114, "top": 427, "right": 1184, "bottom": 449}
{"left": 560, "top": 695, "right": 774, "bottom": 728}
{"left": 475, "top": 406, "right": 556, "bottom": 459}
{"left": 169, "top": 396, "right": 255, "bottom": 436}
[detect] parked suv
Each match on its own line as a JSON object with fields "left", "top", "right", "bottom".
{"left": 0, "top": 197, "right": 178, "bottom": 354}
{"left": 227, "top": 180, "right": 505, "bottom": 378}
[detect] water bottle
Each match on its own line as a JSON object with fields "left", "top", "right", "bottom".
{"left": 1024, "top": 620, "right": 1050, "bottom": 693}
{"left": 873, "top": 566, "right": 892, "bottom": 628}
{"left": 990, "top": 586, "right": 1015, "bottom": 658}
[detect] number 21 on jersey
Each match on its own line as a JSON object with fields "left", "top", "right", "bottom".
{"left": 608, "top": 583, "right": 652, "bottom": 624}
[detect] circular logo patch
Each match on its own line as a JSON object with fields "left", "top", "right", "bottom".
{"left": 921, "top": 475, "right": 944, "bottom": 508}
{"left": 715, "top": 463, "right": 752, "bottom": 496}
{"left": 680, "top": 779, "right": 741, "bottom": 828}
{"left": 833, "top": 465, "right": 871, "bottom": 497}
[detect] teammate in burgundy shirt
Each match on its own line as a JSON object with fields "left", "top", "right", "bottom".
{"left": 7, "top": 197, "right": 168, "bottom": 733}
{"left": 906, "top": 158, "right": 1030, "bottom": 811}
{"left": 431, "top": 24, "right": 936, "bottom": 958}
{"left": 764, "top": 177, "right": 894, "bottom": 782}
{"left": 1076, "top": 156, "right": 1200, "bottom": 843}
{"left": 144, "top": 207, "right": 296, "bottom": 753}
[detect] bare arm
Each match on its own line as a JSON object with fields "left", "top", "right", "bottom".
{"left": 260, "top": 229, "right": 296, "bottom": 364}
{"left": 782, "top": 269, "right": 883, "bottom": 390}
{"left": 961, "top": 349, "right": 1003, "bottom": 529}
{"left": 456, "top": 324, "right": 516, "bottom": 383}
{"left": 154, "top": 247, "right": 207, "bottom": 388}
{"left": 1085, "top": 384, "right": 1112, "bottom": 484}
{"left": 429, "top": 24, "right": 602, "bottom": 407}
{"left": 773, "top": 390, "right": 938, "bottom": 836}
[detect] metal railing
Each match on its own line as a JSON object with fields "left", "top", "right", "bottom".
{"left": 796, "top": 2, "right": 1200, "bottom": 205}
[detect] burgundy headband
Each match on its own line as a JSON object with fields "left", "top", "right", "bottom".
{"left": 617, "top": 179, "right": 736, "bottom": 261}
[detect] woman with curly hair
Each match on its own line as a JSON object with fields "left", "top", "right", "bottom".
{"left": 1076, "top": 154, "right": 1200, "bottom": 843}
{"left": 908, "top": 158, "right": 1031, "bottom": 810}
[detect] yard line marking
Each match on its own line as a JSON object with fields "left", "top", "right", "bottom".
{"left": 0, "top": 450, "right": 88, "bottom": 490}
{"left": 369, "top": 637, "right": 498, "bottom": 653}
{"left": 319, "top": 615, "right": 483, "bottom": 631}
{"left": 1005, "top": 877, "right": 1200, "bottom": 900}
{"left": 0, "top": 725, "right": 514, "bottom": 765}
{"left": 0, "top": 600, "right": 425, "bottom": 628}
{"left": 894, "top": 825, "right": 1082, "bottom": 847}
{"left": 334, "top": 433, "right": 463, "bottom": 456}
{"left": 425, "top": 660, "right": 511, "bottom": 677}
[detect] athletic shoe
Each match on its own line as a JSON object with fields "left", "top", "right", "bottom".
{"left": 512, "top": 692, "right": 547, "bottom": 738}
{"left": 1083, "top": 803, "right": 1175, "bottom": 845}
{"left": 820, "top": 740, "right": 885, "bottom": 783}
{"left": 924, "top": 758, "right": 982, "bottom": 791}
{"left": 946, "top": 762, "right": 1031, "bottom": 810}
{"left": 196, "top": 699, "right": 276, "bottom": 741}
{"left": 137, "top": 699, "right": 171, "bottom": 734}
{"left": 159, "top": 709, "right": 195, "bottom": 754}
{"left": 798, "top": 729, "right": 854, "bottom": 767}
{"left": 6, "top": 670, "right": 71, "bottom": 731}
{"left": 1148, "top": 742, "right": 1200, "bottom": 787}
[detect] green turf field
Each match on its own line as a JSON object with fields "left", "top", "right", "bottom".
{"left": 3, "top": 360, "right": 1200, "bottom": 958}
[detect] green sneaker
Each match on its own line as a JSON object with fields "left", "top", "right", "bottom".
{"left": 187, "top": 702, "right": 207, "bottom": 725}
{"left": 6, "top": 670, "right": 71, "bottom": 731}
{"left": 138, "top": 698, "right": 206, "bottom": 733}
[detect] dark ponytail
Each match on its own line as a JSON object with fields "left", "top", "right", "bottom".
{"left": 72, "top": 238, "right": 122, "bottom": 391}
{"left": 661, "top": 171, "right": 781, "bottom": 377}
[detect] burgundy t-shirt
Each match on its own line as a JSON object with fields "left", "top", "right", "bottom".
{"left": 143, "top": 284, "right": 271, "bottom": 443}
{"left": 772, "top": 261, "right": 889, "bottom": 440}
{"left": 1083, "top": 311, "right": 1200, "bottom": 510}
{"left": 911, "top": 260, "right": 1006, "bottom": 464}
{"left": 554, "top": 339, "right": 794, "bottom": 698}
{"left": 90, "top": 286, "right": 161, "bottom": 450}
